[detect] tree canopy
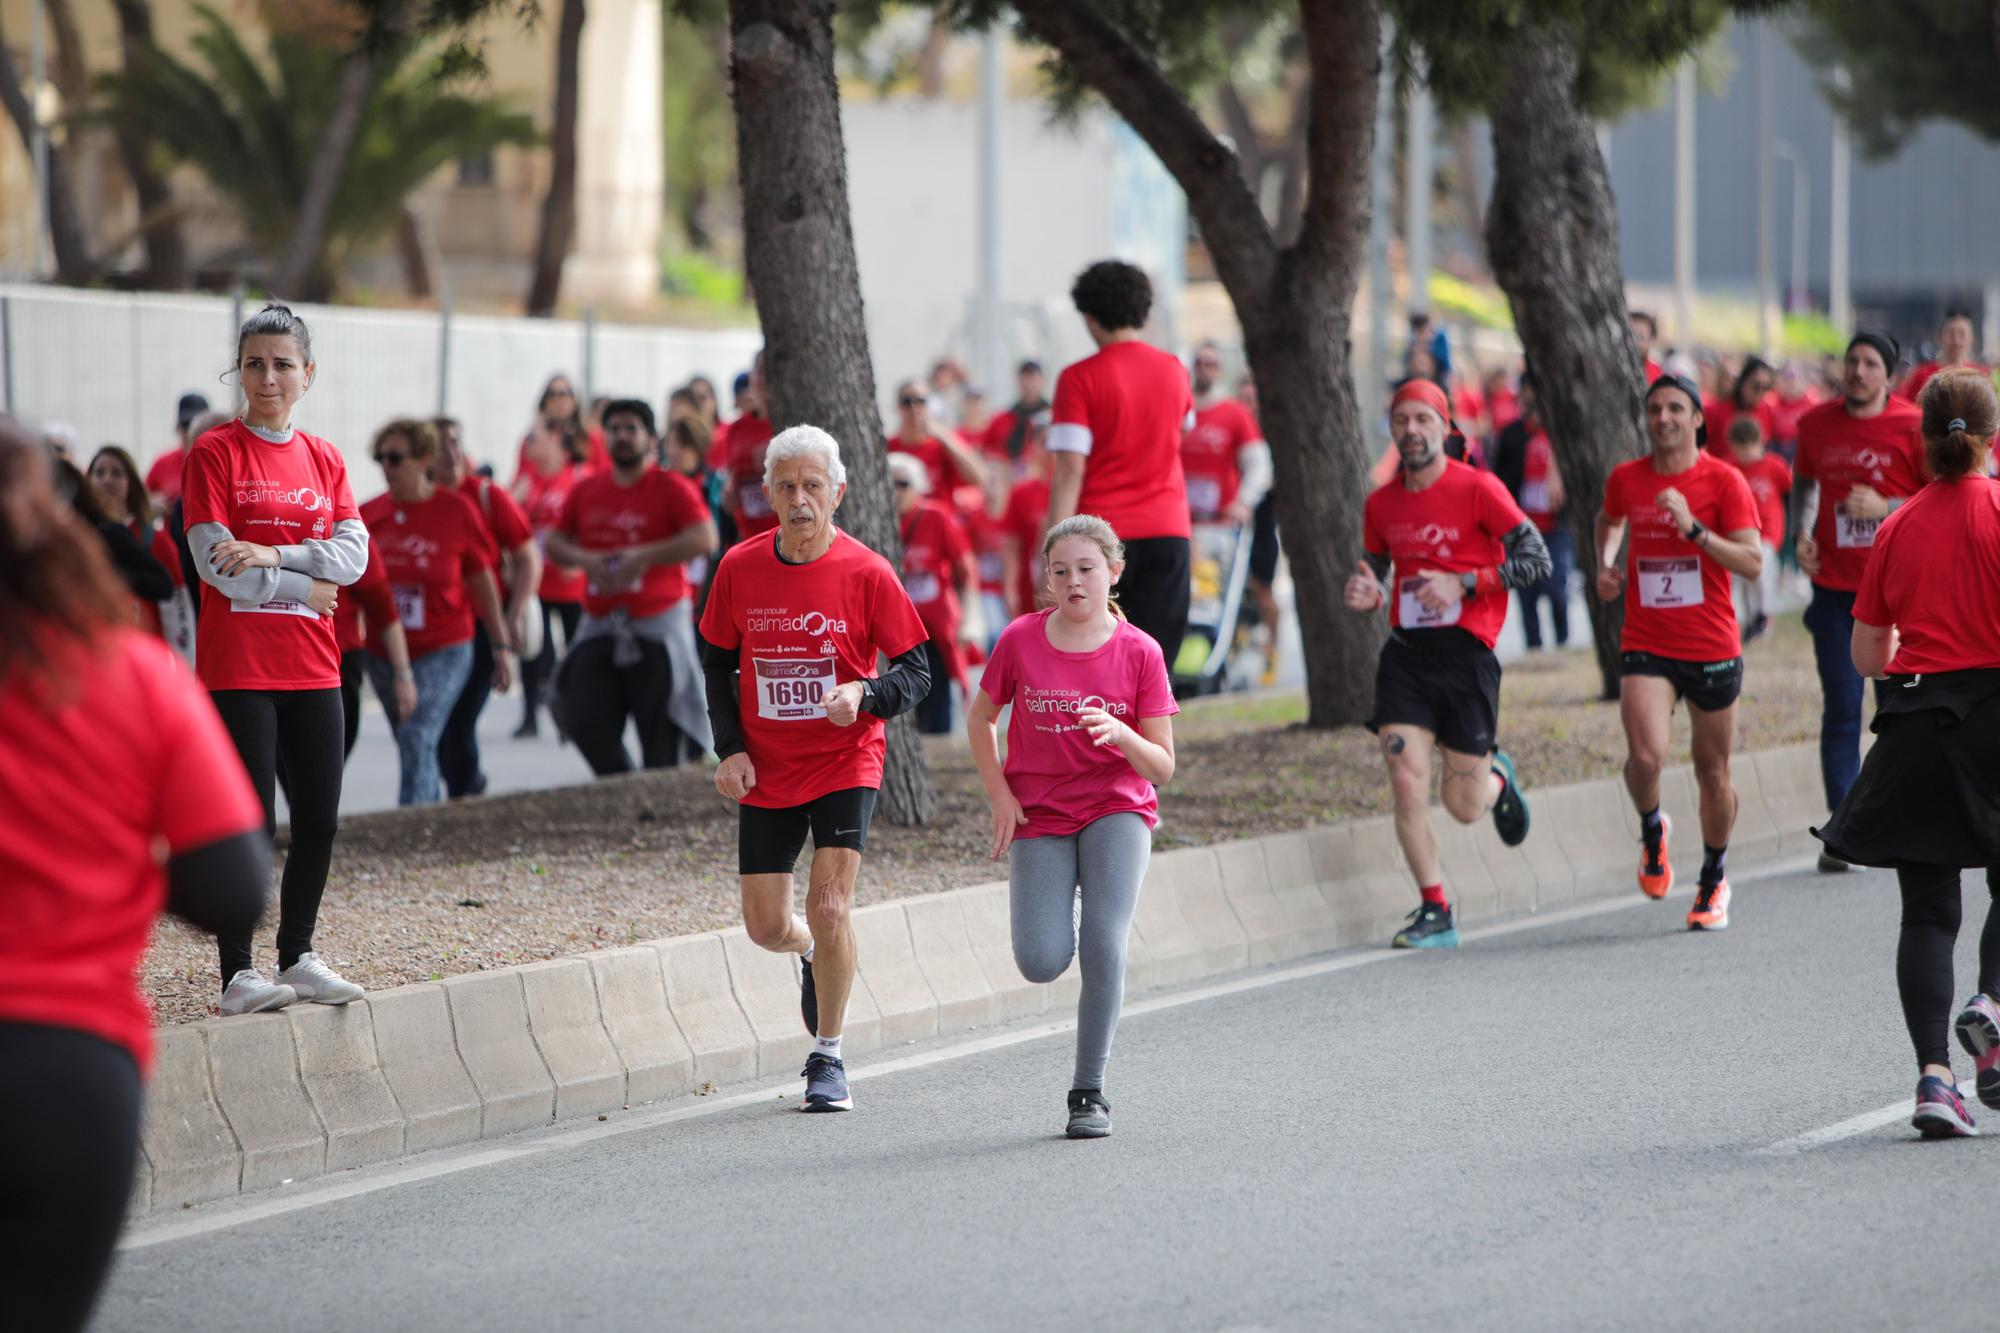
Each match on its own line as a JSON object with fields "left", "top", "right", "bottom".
{"left": 1791, "top": 0, "right": 2000, "bottom": 159}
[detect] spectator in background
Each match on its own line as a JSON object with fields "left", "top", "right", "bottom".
{"left": 686, "top": 374, "right": 721, "bottom": 433}
{"left": 89, "top": 444, "right": 187, "bottom": 644}
{"left": 890, "top": 451, "right": 977, "bottom": 735}
{"left": 1483, "top": 364, "right": 1522, "bottom": 443}
{"left": 144, "top": 391, "right": 210, "bottom": 506}
{"left": 1725, "top": 414, "right": 1791, "bottom": 643}
{"left": 1630, "top": 311, "right": 1664, "bottom": 382}
{"left": 1181, "top": 342, "right": 1270, "bottom": 529}
{"left": 1047, "top": 260, "right": 1195, "bottom": 669}
{"left": 514, "top": 374, "right": 607, "bottom": 478}
{"left": 664, "top": 413, "right": 724, "bottom": 590}
{"left": 724, "top": 350, "right": 777, "bottom": 541}
{"left": 958, "top": 386, "right": 993, "bottom": 455}
{"left": 332, "top": 542, "right": 412, "bottom": 759}
{"left": 928, "top": 355, "right": 969, "bottom": 425}
{"left": 984, "top": 359, "right": 1050, "bottom": 464}
{"left": 1002, "top": 414, "right": 1054, "bottom": 617}
{"left": 55, "top": 456, "right": 173, "bottom": 607}
{"left": 666, "top": 386, "right": 702, "bottom": 432}
{"left": 1235, "top": 369, "right": 1287, "bottom": 688}
{"left": 889, "top": 376, "right": 986, "bottom": 502}
{"left": 966, "top": 462, "right": 1014, "bottom": 653}
{"left": 1489, "top": 376, "right": 1570, "bottom": 651}
{"left": 1409, "top": 312, "right": 1452, "bottom": 381}
{"left": 1769, "top": 363, "right": 1819, "bottom": 461}
{"left": 511, "top": 411, "right": 589, "bottom": 739}
{"left": 1704, "top": 356, "right": 1777, "bottom": 460}
{"left": 1900, "top": 308, "right": 1988, "bottom": 402}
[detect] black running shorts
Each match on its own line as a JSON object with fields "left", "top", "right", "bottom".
{"left": 738, "top": 786, "right": 879, "bottom": 876}
{"left": 1367, "top": 628, "right": 1502, "bottom": 756}
{"left": 1619, "top": 651, "right": 1743, "bottom": 713}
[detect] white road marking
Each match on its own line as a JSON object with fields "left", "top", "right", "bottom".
{"left": 1751, "top": 1101, "right": 1918, "bottom": 1156}
{"left": 123, "top": 863, "right": 1810, "bottom": 1249}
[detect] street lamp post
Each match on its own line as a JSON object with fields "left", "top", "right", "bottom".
{"left": 1772, "top": 140, "right": 1810, "bottom": 315}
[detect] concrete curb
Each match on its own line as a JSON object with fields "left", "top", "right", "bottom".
{"left": 137, "top": 744, "right": 1822, "bottom": 1212}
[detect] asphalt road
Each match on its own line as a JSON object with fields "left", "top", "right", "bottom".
{"left": 101, "top": 861, "right": 2000, "bottom": 1332}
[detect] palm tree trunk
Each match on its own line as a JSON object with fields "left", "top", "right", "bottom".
{"left": 109, "top": 0, "right": 189, "bottom": 288}
{"left": 728, "top": 0, "right": 933, "bottom": 825}
{"left": 0, "top": 9, "right": 95, "bottom": 285}
{"left": 526, "top": 0, "right": 586, "bottom": 317}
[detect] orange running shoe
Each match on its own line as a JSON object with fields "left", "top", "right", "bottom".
{"left": 1687, "top": 878, "right": 1731, "bottom": 931}
{"left": 1638, "top": 812, "right": 1673, "bottom": 899}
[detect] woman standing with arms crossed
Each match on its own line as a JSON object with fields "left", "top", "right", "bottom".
{"left": 182, "top": 302, "right": 368, "bottom": 1016}
{"left": 1817, "top": 368, "right": 2000, "bottom": 1139}
{"left": 968, "top": 515, "right": 1177, "bottom": 1140}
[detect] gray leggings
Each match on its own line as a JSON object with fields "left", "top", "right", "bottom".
{"left": 1008, "top": 812, "right": 1151, "bottom": 1091}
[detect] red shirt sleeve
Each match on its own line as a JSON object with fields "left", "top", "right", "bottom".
{"left": 152, "top": 662, "right": 263, "bottom": 852}
{"left": 459, "top": 502, "right": 490, "bottom": 576}
{"left": 1769, "top": 455, "right": 1794, "bottom": 494}
{"left": 1602, "top": 466, "right": 1631, "bottom": 522}
{"left": 149, "top": 526, "right": 184, "bottom": 587}
{"left": 871, "top": 560, "right": 930, "bottom": 660}
{"left": 1718, "top": 466, "right": 1759, "bottom": 536}
{"left": 1478, "top": 469, "right": 1530, "bottom": 536}
{"left": 698, "top": 552, "right": 739, "bottom": 648}
{"left": 1362, "top": 492, "right": 1385, "bottom": 557}
{"left": 1133, "top": 633, "right": 1179, "bottom": 719}
{"left": 486, "top": 483, "right": 534, "bottom": 549}
{"left": 1051, "top": 364, "right": 1089, "bottom": 430}
{"left": 354, "top": 546, "right": 398, "bottom": 628}
{"left": 180, "top": 439, "right": 228, "bottom": 528}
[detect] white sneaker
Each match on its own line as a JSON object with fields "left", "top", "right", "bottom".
{"left": 220, "top": 969, "right": 298, "bottom": 1016}
{"left": 275, "top": 952, "right": 365, "bottom": 1005}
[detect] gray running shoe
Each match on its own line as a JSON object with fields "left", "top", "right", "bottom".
{"left": 275, "top": 953, "right": 365, "bottom": 1005}
{"left": 1066, "top": 1089, "right": 1112, "bottom": 1139}
{"left": 220, "top": 969, "right": 297, "bottom": 1016}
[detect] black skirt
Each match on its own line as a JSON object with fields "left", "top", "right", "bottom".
{"left": 1815, "top": 669, "right": 2000, "bottom": 869}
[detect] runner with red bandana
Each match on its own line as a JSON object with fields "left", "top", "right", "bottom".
{"left": 701, "top": 426, "right": 932, "bottom": 1113}
{"left": 1596, "top": 375, "right": 1763, "bottom": 930}
{"left": 1343, "top": 379, "right": 1548, "bottom": 950}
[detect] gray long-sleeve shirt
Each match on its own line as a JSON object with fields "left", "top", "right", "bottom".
{"left": 188, "top": 518, "right": 369, "bottom": 606}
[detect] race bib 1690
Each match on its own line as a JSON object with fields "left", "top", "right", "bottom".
{"left": 754, "top": 656, "right": 834, "bottom": 721}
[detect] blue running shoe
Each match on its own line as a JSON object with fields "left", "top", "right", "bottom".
{"left": 1912, "top": 1075, "right": 1977, "bottom": 1139}
{"left": 799, "top": 955, "right": 818, "bottom": 1037}
{"left": 801, "top": 1051, "right": 851, "bottom": 1112}
{"left": 1490, "top": 749, "right": 1530, "bottom": 847}
{"left": 1392, "top": 903, "right": 1458, "bottom": 949}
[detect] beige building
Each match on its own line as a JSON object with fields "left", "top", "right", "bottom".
{"left": 0, "top": 0, "right": 662, "bottom": 309}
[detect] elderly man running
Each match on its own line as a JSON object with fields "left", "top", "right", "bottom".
{"left": 699, "top": 426, "right": 932, "bottom": 1112}
{"left": 1344, "top": 380, "right": 1551, "bottom": 949}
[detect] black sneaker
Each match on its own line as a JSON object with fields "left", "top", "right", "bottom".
{"left": 1817, "top": 852, "right": 1854, "bottom": 874}
{"left": 1392, "top": 903, "right": 1459, "bottom": 949}
{"left": 1066, "top": 1089, "right": 1112, "bottom": 1139}
{"left": 1744, "top": 613, "right": 1770, "bottom": 643}
{"left": 799, "top": 955, "right": 818, "bottom": 1036}
{"left": 1490, "top": 749, "right": 1530, "bottom": 847}
{"left": 801, "top": 1052, "right": 851, "bottom": 1112}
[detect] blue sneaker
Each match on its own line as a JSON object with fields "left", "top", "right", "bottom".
{"left": 1912, "top": 1075, "right": 1977, "bottom": 1139}
{"left": 799, "top": 955, "right": 818, "bottom": 1037}
{"left": 1490, "top": 749, "right": 1530, "bottom": 847}
{"left": 801, "top": 1051, "right": 851, "bottom": 1112}
{"left": 1392, "top": 903, "right": 1459, "bottom": 949}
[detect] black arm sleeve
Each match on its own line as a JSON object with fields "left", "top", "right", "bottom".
{"left": 862, "top": 644, "right": 933, "bottom": 721}
{"left": 1363, "top": 552, "right": 1392, "bottom": 582}
{"left": 98, "top": 521, "right": 174, "bottom": 602}
{"left": 701, "top": 637, "right": 747, "bottom": 760}
{"left": 1497, "top": 521, "right": 1553, "bottom": 591}
{"left": 166, "top": 829, "right": 271, "bottom": 938}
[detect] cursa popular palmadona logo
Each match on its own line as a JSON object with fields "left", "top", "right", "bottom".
{"left": 237, "top": 481, "right": 326, "bottom": 511}
{"left": 1019, "top": 687, "right": 1129, "bottom": 717}
{"left": 747, "top": 606, "right": 851, "bottom": 636}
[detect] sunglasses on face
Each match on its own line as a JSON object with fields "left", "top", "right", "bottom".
{"left": 375, "top": 452, "right": 406, "bottom": 468}
{"left": 899, "top": 396, "right": 925, "bottom": 408}
{"left": 893, "top": 479, "right": 913, "bottom": 490}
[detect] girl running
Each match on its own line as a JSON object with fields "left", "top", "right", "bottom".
{"left": 0, "top": 419, "right": 268, "bottom": 1331}
{"left": 968, "top": 514, "right": 1178, "bottom": 1139}
{"left": 182, "top": 302, "right": 369, "bottom": 1016}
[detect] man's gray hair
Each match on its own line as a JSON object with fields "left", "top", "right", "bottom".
{"left": 763, "top": 424, "right": 847, "bottom": 487}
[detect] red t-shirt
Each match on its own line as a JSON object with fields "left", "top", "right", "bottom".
{"left": 1049, "top": 341, "right": 1193, "bottom": 541}
{"left": 1180, "top": 399, "right": 1260, "bottom": 520}
{"left": 1702, "top": 396, "right": 1779, "bottom": 459}
{"left": 888, "top": 434, "right": 968, "bottom": 498}
{"left": 899, "top": 500, "right": 970, "bottom": 640}
{"left": 1901, "top": 361, "right": 1990, "bottom": 404}
{"left": 513, "top": 427, "right": 611, "bottom": 480}
{"left": 181, "top": 421, "right": 360, "bottom": 692}
{"left": 967, "top": 506, "right": 1010, "bottom": 596}
{"left": 725, "top": 413, "right": 778, "bottom": 537}
{"left": 0, "top": 629, "right": 263, "bottom": 1074}
{"left": 1769, "top": 392, "right": 1819, "bottom": 447}
{"left": 1643, "top": 358, "right": 1665, "bottom": 383}
{"left": 1002, "top": 475, "right": 1051, "bottom": 613}
{"left": 1731, "top": 452, "right": 1793, "bottom": 546}
{"left": 981, "top": 409, "right": 1031, "bottom": 461}
{"left": 360, "top": 489, "right": 491, "bottom": 659}
{"left": 1518, "top": 427, "right": 1559, "bottom": 533}
{"left": 1603, "top": 453, "right": 1759, "bottom": 663}
{"left": 555, "top": 465, "right": 711, "bottom": 618}
{"left": 334, "top": 542, "right": 398, "bottom": 655}
{"left": 1855, "top": 477, "right": 2000, "bottom": 674}
{"left": 518, "top": 462, "right": 589, "bottom": 603}
{"left": 1487, "top": 388, "right": 1521, "bottom": 438}
{"left": 981, "top": 611, "right": 1179, "bottom": 839}
{"left": 145, "top": 448, "right": 187, "bottom": 503}
{"left": 1794, "top": 397, "right": 1926, "bottom": 592}
{"left": 459, "top": 474, "right": 534, "bottom": 569}
{"left": 1362, "top": 459, "right": 1527, "bottom": 650}
{"left": 698, "top": 529, "right": 929, "bottom": 807}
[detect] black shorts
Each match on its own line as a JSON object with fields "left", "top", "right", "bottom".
{"left": 1620, "top": 651, "right": 1744, "bottom": 713}
{"left": 738, "top": 786, "right": 878, "bottom": 876}
{"left": 1368, "top": 628, "right": 1502, "bottom": 756}
{"left": 1249, "top": 492, "right": 1280, "bottom": 586}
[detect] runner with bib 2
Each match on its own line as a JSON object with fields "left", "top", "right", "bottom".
{"left": 1596, "top": 374, "right": 1764, "bottom": 931}
{"left": 700, "top": 425, "right": 931, "bottom": 1113}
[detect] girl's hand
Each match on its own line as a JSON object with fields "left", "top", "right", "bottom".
{"left": 1077, "top": 705, "right": 1127, "bottom": 749}
{"left": 989, "top": 788, "right": 1028, "bottom": 860}
{"left": 212, "top": 540, "right": 280, "bottom": 577}
{"left": 392, "top": 674, "right": 418, "bottom": 723}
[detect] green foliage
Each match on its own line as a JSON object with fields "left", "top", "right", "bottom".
{"left": 663, "top": 6, "right": 737, "bottom": 251}
{"left": 100, "top": 4, "right": 538, "bottom": 285}
{"left": 1790, "top": 2, "right": 2000, "bottom": 159}
{"left": 1430, "top": 272, "right": 1513, "bottom": 331}
{"left": 661, "top": 251, "right": 748, "bottom": 307}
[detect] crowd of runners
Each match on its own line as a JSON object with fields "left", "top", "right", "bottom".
{"left": 7, "top": 271, "right": 2000, "bottom": 1327}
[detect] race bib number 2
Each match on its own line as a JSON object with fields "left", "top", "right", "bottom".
{"left": 1635, "top": 556, "right": 1703, "bottom": 609}
{"left": 754, "top": 656, "right": 835, "bottom": 721}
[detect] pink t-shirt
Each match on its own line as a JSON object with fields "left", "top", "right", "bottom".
{"left": 981, "top": 611, "right": 1179, "bottom": 839}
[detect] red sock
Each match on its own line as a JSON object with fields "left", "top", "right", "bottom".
{"left": 1420, "top": 883, "right": 1449, "bottom": 908}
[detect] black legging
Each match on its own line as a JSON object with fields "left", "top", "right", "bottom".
{"left": 557, "top": 635, "right": 689, "bottom": 775}
{"left": 340, "top": 649, "right": 367, "bottom": 760}
{"left": 520, "top": 599, "right": 582, "bottom": 731}
{"left": 0, "top": 1023, "right": 141, "bottom": 1333}
{"left": 210, "top": 688, "right": 345, "bottom": 986}
{"left": 439, "top": 622, "right": 494, "bottom": 796}
{"left": 1896, "top": 865, "right": 2000, "bottom": 1069}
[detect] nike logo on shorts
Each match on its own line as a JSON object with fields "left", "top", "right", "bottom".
{"left": 834, "top": 828, "right": 860, "bottom": 837}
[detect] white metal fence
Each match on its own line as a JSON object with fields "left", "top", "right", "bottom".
{"left": 0, "top": 284, "right": 763, "bottom": 482}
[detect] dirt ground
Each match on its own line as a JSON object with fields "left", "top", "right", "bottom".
{"left": 145, "top": 612, "right": 1828, "bottom": 1024}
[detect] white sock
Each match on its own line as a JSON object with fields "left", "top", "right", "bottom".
{"left": 813, "top": 1034, "right": 842, "bottom": 1059}
{"left": 801, "top": 940, "right": 815, "bottom": 964}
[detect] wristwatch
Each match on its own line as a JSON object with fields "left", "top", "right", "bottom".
{"left": 393, "top": 668, "right": 415, "bottom": 684}
{"left": 1459, "top": 571, "right": 1478, "bottom": 598}
{"left": 858, "top": 680, "right": 877, "bottom": 715}
{"left": 1684, "top": 520, "right": 1707, "bottom": 544}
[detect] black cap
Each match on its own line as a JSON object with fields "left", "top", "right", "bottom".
{"left": 1848, "top": 330, "right": 1901, "bottom": 374}
{"left": 1018, "top": 359, "right": 1043, "bottom": 376}
{"left": 1645, "top": 373, "right": 1708, "bottom": 446}
{"left": 176, "top": 392, "right": 210, "bottom": 428}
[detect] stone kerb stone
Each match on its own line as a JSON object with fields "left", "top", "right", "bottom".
{"left": 367, "top": 984, "right": 482, "bottom": 1154}
{"left": 851, "top": 904, "right": 941, "bottom": 1048}
{"left": 205, "top": 1012, "right": 325, "bottom": 1192}
{"left": 588, "top": 947, "right": 696, "bottom": 1106}
{"left": 139, "top": 1026, "right": 240, "bottom": 1211}
{"left": 288, "top": 1002, "right": 404, "bottom": 1170}
{"left": 517, "top": 958, "right": 626, "bottom": 1119}
{"left": 902, "top": 894, "right": 1000, "bottom": 1034}
{"left": 657, "top": 933, "right": 757, "bottom": 1087}
{"left": 439, "top": 971, "right": 555, "bottom": 1135}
